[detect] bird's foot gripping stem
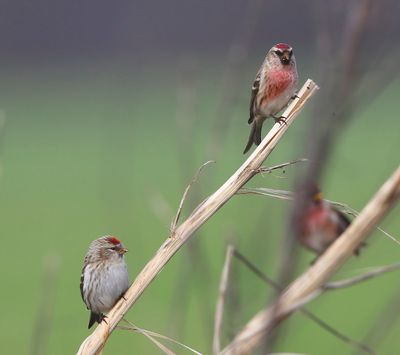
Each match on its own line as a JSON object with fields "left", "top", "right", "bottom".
{"left": 273, "top": 115, "right": 287, "bottom": 125}
{"left": 100, "top": 314, "right": 109, "bottom": 325}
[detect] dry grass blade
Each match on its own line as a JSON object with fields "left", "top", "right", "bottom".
{"left": 76, "top": 79, "right": 318, "bottom": 355}
{"left": 171, "top": 160, "right": 215, "bottom": 233}
{"left": 323, "top": 262, "right": 400, "bottom": 290}
{"left": 327, "top": 201, "right": 400, "bottom": 247}
{"left": 237, "top": 187, "right": 293, "bottom": 200}
{"left": 221, "top": 167, "right": 400, "bottom": 354}
{"left": 119, "top": 324, "right": 175, "bottom": 355}
{"left": 140, "top": 330, "right": 202, "bottom": 355}
{"left": 213, "top": 245, "right": 235, "bottom": 354}
{"left": 233, "top": 250, "right": 374, "bottom": 355}
{"left": 374, "top": 226, "right": 400, "bottom": 246}
{"left": 120, "top": 319, "right": 202, "bottom": 355}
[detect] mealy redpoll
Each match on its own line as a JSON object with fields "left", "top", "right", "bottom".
{"left": 298, "top": 187, "right": 362, "bottom": 257}
{"left": 80, "top": 235, "right": 129, "bottom": 329}
{"left": 243, "top": 43, "right": 298, "bottom": 154}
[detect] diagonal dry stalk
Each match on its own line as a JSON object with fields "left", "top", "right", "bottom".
{"left": 221, "top": 167, "right": 400, "bottom": 355}
{"left": 213, "top": 244, "right": 235, "bottom": 355}
{"left": 233, "top": 250, "right": 374, "bottom": 354}
{"left": 76, "top": 79, "right": 318, "bottom": 355}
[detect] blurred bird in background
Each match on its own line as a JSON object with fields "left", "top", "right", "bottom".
{"left": 298, "top": 186, "right": 363, "bottom": 258}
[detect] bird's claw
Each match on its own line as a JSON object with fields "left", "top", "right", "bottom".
{"left": 100, "top": 314, "right": 109, "bottom": 325}
{"left": 273, "top": 115, "right": 287, "bottom": 125}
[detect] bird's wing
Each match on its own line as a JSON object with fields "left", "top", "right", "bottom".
{"left": 336, "top": 208, "right": 366, "bottom": 255}
{"left": 336, "top": 209, "right": 351, "bottom": 234}
{"left": 248, "top": 71, "right": 261, "bottom": 124}
{"left": 80, "top": 269, "right": 85, "bottom": 301}
{"left": 80, "top": 262, "right": 88, "bottom": 304}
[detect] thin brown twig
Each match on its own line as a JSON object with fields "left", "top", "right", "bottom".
{"left": 254, "top": 158, "right": 308, "bottom": 175}
{"left": 323, "top": 262, "right": 400, "bottom": 290}
{"left": 221, "top": 167, "right": 400, "bottom": 354}
{"left": 170, "top": 160, "right": 215, "bottom": 234}
{"left": 76, "top": 79, "right": 319, "bottom": 355}
{"left": 213, "top": 245, "right": 235, "bottom": 354}
{"left": 233, "top": 250, "right": 374, "bottom": 355}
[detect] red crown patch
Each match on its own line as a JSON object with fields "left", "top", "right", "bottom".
{"left": 107, "top": 236, "right": 121, "bottom": 245}
{"left": 275, "top": 43, "right": 291, "bottom": 50}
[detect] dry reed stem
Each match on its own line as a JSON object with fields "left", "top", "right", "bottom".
{"left": 76, "top": 79, "right": 318, "bottom": 355}
{"left": 213, "top": 245, "right": 235, "bottom": 354}
{"left": 233, "top": 250, "right": 374, "bottom": 354}
{"left": 221, "top": 167, "right": 400, "bottom": 355}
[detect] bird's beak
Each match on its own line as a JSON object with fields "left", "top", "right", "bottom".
{"left": 118, "top": 247, "right": 128, "bottom": 255}
{"left": 281, "top": 52, "right": 290, "bottom": 64}
{"left": 314, "top": 192, "right": 323, "bottom": 202}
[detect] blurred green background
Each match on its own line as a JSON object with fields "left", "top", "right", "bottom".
{"left": 1, "top": 1, "right": 399, "bottom": 354}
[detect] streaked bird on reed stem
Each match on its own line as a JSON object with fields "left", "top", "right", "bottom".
{"left": 80, "top": 235, "right": 129, "bottom": 329}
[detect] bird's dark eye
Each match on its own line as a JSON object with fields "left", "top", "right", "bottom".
{"left": 109, "top": 246, "right": 117, "bottom": 251}
{"left": 274, "top": 50, "right": 282, "bottom": 56}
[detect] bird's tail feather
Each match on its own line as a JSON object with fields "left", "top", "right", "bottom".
{"left": 88, "top": 312, "right": 102, "bottom": 329}
{"left": 243, "top": 120, "right": 262, "bottom": 154}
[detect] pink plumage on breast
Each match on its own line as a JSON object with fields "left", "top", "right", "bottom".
{"left": 308, "top": 206, "right": 337, "bottom": 232}
{"left": 299, "top": 204, "right": 340, "bottom": 254}
{"left": 259, "top": 70, "right": 296, "bottom": 108}
{"left": 269, "top": 70, "right": 295, "bottom": 97}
